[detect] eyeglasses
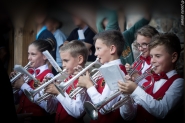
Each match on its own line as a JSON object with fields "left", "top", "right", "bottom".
{"left": 136, "top": 43, "right": 149, "bottom": 49}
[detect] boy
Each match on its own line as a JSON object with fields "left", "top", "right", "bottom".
{"left": 125, "top": 25, "right": 159, "bottom": 88}
{"left": 77, "top": 30, "right": 127, "bottom": 123}
{"left": 118, "top": 33, "right": 184, "bottom": 123}
{"left": 44, "top": 40, "right": 89, "bottom": 123}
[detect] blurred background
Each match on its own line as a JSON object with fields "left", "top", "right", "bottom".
{"left": 0, "top": 0, "right": 183, "bottom": 122}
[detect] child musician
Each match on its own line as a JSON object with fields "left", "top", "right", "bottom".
{"left": 77, "top": 30, "right": 127, "bottom": 123}
{"left": 11, "top": 39, "right": 58, "bottom": 123}
{"left": 44, "top": 40, "right": 89, "bottom": 123}
{"left": 125, "top": 25, "right": 159, "bottom": 88}
{"left": 118, "top": 33, "right": 184, "bottom": 123}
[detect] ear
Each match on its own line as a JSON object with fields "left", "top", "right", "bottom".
{"left": 42, "top": 54, "right": 47, "bottom": 61}
{"left": 110, "top": 45, "right": 116, "bottom": 55}
{"left": 171, "top": 52, "right": 178, "bottom": 63}
{"left": 78, "top": 55, "right": 84, "bottom": 65}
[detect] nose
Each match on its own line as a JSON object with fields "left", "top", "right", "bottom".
{"left": 94, "top": 50, "right": 98, "bottom": 56}
{"left": 138, "top": 46, "right": 144, "bottom": 51}
{"left": 28, "top": 54, "right": 31, "bottom": 61}
{"left": 150, "top": 56, "right": 156, "bottom": 65}
{"left": 62, "top": 63, "right": 66, "bottom": 69}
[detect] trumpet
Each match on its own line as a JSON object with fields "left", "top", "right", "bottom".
{"left": 35, "top": 73, "right": 68, "bottom": 103}
{"left": 127, "top": 52, "right": 144, "bottom": 76}
{"left": 10, "top": 62, "right": 31, "bottom": 84}
{"left": 55, "top": 58, "right": 102, "bottom": 97}
{"left": 68, "top": 69, "right": 102, "bottom": 99}
{"left": 12, "top": 62, "right": 40, "bottom": 94}
{"left": 24, "top": 69, "right": 67, "bottom": 102}
{"left": 84, "top": 65, "right": 156, "bottom": 120}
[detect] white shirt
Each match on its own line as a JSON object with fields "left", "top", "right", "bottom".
{"left": 56, "top": 79, "right": 90, "bottom": 118}
{"left": 14, "top": 64, "right": 58, "bottom": 114}
{"left": 87, "top": 59, "right": 127, "bottom": 114}
{"left": 120, "top": 70, "right": 184, "bottom": 120}
{"left": 53, "top": 29, "right": 66, "bottom": 67}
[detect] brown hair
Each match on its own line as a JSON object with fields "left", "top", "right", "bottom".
{"left": 59, "top": 40, "right": 88, "bottom": 65}
{"left": 149, "top": 32, "right": 181, "bottom": 62}
{"left": 30, "top": 38, "right": 55, "bottom": 53}
{"left": 93, "top": 29, "right": 124, "bottom": 56}
{"left": 135, "top": 25, "right": 159, "bottom": 39}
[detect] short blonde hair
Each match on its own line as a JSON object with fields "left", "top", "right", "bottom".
{"left": 59, "top": 40, "right": 88, "bottom": 65}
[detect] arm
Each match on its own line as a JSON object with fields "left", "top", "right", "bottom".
{"left": 96, "top": 7, "right": 119, "bottom": 32}
{"left": 21, "top": 73, "right": 58, "bottom": 113}
{"left": 119, "top": 78, "right": 184, "bottom": 119}
{"left": 56, "top": 92, "right": 88, "bottom": 118}
{"left": 122, "top": 17, "right": 150, "bottom": 45}
{"left": 45, "top": 83, "right": 88, "bottom": 118}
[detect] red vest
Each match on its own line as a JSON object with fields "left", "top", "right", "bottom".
{"left": 135, "top": 74, "right": 181, "bottom": 123}
{"left": 55, "top": 76, "right": 84, "bottom": 123}
{"left": 17, "top": 69, "right": 52, "bottom": 116}
{"left": 90, "top": 64, "right": 127, "bottom": 123}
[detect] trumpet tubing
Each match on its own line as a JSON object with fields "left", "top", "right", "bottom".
{"left": 111, "top": 95, "right": 131, "bottom": 112}
{"left": 57, "top": 58, "right": 101, "bottom": 97}
{"left": 84, "top": 90, "right": 123, "bottom": 120}
{"left": 36, "top": 93, "right": 52, "bottom": 103}
{"left": 10, "top": 62, "right": 31, "bottom": 84}
{"left": 68, "top": 70, "right": 102, "bottom": 99}
{"left": 128, "top": 52, "right": 144, "bottom": 76}
{"left": 135, "top": 65, "right": 155, "bottom": 84}
{"left": 24, "top": 69, "right": 67, "bottom": 102}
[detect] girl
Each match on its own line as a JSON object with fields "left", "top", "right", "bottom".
{"left": 11, "top": 39, "right": 58, "bottom": 123}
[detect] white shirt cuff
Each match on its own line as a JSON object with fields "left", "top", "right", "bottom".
{"left": 87, "top": 86, "right": 99, "bottom": 98}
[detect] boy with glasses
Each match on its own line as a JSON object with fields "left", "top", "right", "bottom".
{"left": 125, "top": 25, "right": 159, "bottom": 88}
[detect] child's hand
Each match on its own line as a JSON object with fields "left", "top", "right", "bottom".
{"left": 9, "top": 71, "right": 18, "bottom": 80}
{"left": 118, "top": 80, "right": 137, "bottom": 94}
{"left": 73, "top": 65, "right": 83, "bottom": 76}
{"left": 40, "top": 76, "right": 52, "bottom": 85}
{"left": 45, "top": 83, "right": 60, "bottom": 96}
{"left": 130, "top": 71, "right": 140, "bottom": 81}
{"left": 125, "top": 63, "right": 131, "bottom": 71}
{"left": 12, "top": 75, "right": 24, "bottom": 89}
{"left": 77, "top": 71, "right": 93, "bottom": 89}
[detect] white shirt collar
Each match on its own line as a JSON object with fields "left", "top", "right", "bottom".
{"left": 166, "top": 70, "right": 177, "bottom": 78}
{"left": 34, "top": 64, "right": 49, "bottom": 76}
{"left": 79, "top": 26, "right": 88, "bottom": 32}
{"left": 101, "top": 59, "right": 122, "bottom": 68}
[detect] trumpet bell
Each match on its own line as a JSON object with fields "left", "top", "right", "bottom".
{"left": 84, "top": 101, "right": 98, "bottom": 120}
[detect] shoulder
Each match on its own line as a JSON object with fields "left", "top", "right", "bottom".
{"left": 39, "top": 29, "right": 56, "bottom": 41}
{"left": 85, "top": 27, "right": 96, "bottom": 35}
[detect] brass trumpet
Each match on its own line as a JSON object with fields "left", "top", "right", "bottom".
{"left": 55, "top": 58, "right": 102, "bottom": 97}
{"left": 68, "top": 69, "right": 102, "bottom": 99}
{"left": 24, "top": 69, "right": 67, "bottom": 102}
{"left": 34, "top": 50, "right": 67, "bottom": 103}
{"left": 10, "top": 62, "right": 31, "bottom": 84}
{"left": 127, "top": 52, "right": 144, "bottom": 76}
{"left": 84, "top": 65, "right": 156, "bottom": 120}
{"left": 12, "top": 62, "right": 40, "bottom": 94}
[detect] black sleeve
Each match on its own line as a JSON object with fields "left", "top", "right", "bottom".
{"left": 0, "top": 61, "right": 18, "bottom": 123}
{"left": 84, "top": 28, "right": 96, "bottom": 45}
